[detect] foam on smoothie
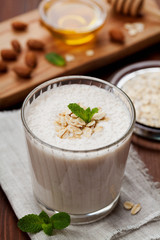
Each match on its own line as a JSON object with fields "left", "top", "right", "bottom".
{"left": 26, "top": 84, "right": 131, "bottom": 150}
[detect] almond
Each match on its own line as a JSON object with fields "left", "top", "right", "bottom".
{"left": 25, "top": 51, "right": 37, "bottom": 68}
{"left": 13, "top": 65, "right": 32, "bottom": 78}
{"left": 11, "top": 39, "right": 21, "bottom": 53}
{"left": 0, "top": 60, "right": 8, "bottom": 73}
{"left": 11, "top": 21, "right": 27, "bottom": 31}
{"left": 27, "top": 39, "right": 44, "bottom": 51}
{"left": 109, "top": 28, "right": 125, "bottom": 43}
{"left": 1, "top": 49, "right": 17, "bottom": 61}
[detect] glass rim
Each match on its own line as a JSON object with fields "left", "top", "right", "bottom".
{"left": 21, "top": 75, "right": 136, "bottom": 153}
{"left": 38, "top": 0, "right": 108, "bottom": 34}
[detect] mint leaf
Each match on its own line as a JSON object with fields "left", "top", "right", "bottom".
{"left": 18, "top": 211, "right": 71, "bottom": 236}
{"left": 88, "top": 107, "right": 99, "bottom": 122}
{"left": 42, "top": 223, "right": 53, "bottom": 236}
{"left": 68, "top": 103, "right": 89, "bottom": 123}
{"left": 51, "top": 212, "right": 70, "bottom": 230}
{"left": 68, "top": 103, "right": 98, "bottom": 123}
{"left": 17, "top": 214, "right": 43, "bottom": 233}
{"left": 39, "top": 211, "right": 50, "bottom": 224}
{"left": 45, "top": 52, "right": 66, "bottom": 66}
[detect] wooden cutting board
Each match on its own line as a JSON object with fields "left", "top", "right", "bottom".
{"left": 0, "top": 0, "right": 160, "bottom": 109}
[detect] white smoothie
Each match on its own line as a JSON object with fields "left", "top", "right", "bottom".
{"left": 25, "top": 84, "right": 132, "bottom": 215}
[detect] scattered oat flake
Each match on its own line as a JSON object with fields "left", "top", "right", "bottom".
{"left": 131, "top": 204, "right": 141, "bottom": 215}
{"left": 92, "top": 111, "right": 106, "bottom": 120}
{"left": 71, "top": 113, "right": 77, "bottom": 118}
{"left": 86, "top": 120, "right": 96, "bottom": 127}
{"left": 123, "top": 201, "right": 134, "bottom": 210}
{"left": 124, "top": 22, "right": 144, "bottom": 37}
{"left": 86, "top": 49, "right": 94, "bottom": 56}
{"left": 94, "top": 126, "right": 103, "bottom": 133}
{"left": 128, "top": 29, "right": 138, "bottom": 36}
{"left": 65, "top": 54, "right": 75, "bottom": 62}
{"left": 124, "top": 23, "right": 133, "bottom": 30}
{"left": 134, "top": 23, "right": 144, "bottom": 32}
{"left": 57, "top": 128, "right": 68, "bottom": 138}
{"left": 83, "top": 127, "right": 93, "bottom": 137}
{"left": 77, "top": 117, "right": 86, "bottom": 126}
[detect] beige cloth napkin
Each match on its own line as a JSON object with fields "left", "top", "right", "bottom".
{"left": 0, "top": 110, "right": 160, "bottom": 240}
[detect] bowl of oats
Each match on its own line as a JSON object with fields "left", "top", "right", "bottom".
{"left": 111, "top": 61, "right": 160, "bottom": 141}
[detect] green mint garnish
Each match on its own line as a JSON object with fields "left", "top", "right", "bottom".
{"left": 45, "top": 52, "right": 66, "bottom": 66}
{"left": 51, "top": 212, "right": 71, "bottom": 230}
{"left": 17, "top": 214, "right": 43, "bottom": 233}
{"left": 68, "top": 103, "right": 98, "bottom": 123}
{"left": 17, "top": 211, "right": 70, "bottom": 236}
{"left": 39, "top": 211, "right": 50, "bottom": 224}
{"left": 42, "top": 223, "right": 53, "bottom": 236}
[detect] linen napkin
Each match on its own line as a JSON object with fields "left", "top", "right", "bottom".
{"left": 0, "top": 110, "right": 160, "bottom": 240}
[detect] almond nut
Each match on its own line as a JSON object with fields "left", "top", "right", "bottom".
{"left": 0, "top": 60, "right": 8, "bottom": 73}
{"left": 1, "top": 49, "right": 17, "bottom": 61}
{"left": 109, "top": 28, "right": 125, "bottom": 43}
{"left": 25, "top": 51, "right": 37, "bottom": 68}
{"left": 13, "top": 65, "right": 32, "bottom": 78}
{"left": 27, "top": 39, "right": 44, "bottom": 51}
{"left": 11, "top": 21, "right": 27, "bottom": 31}
{"left": 11, "top": 39, "right": 21, "bottom": 53}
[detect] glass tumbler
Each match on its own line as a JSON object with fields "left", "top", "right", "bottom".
{"left": 21, "top": 76, "right": 135, "bottom": 224}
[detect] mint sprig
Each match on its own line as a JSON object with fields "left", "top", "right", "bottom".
{"left": 45, "top": 52, "right": 66, "bottom": 66}
{"left": 51, "top": 212, "right": 71, "bottom": 230}
{"left": 17, "top": 211, "right": 70, "bottom": 236}
{"left": 68, "top": 103, "right": 98, "bottom": 123}
{"left": 17, "top": 214, "right": 43, "bottom": 233}
{"left": 39, "top": 211, "right": 50, "bottom": 224}
{"left": 42, "top": 223, "right": 53, "bottom": 236}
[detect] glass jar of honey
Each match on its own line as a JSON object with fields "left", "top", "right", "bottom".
{"left": 39, "top": 0, "right": 108, "bottom": 45}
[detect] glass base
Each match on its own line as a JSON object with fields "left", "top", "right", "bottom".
{"left": 36, "top": 194, "right": 119, "bottom": 225}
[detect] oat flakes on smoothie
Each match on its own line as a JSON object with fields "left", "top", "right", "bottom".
{"left": 54, "top": 103, "right": 109, "bottom": 139}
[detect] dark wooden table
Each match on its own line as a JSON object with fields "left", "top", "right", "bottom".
{"left": 0, "top": 1, "right": 160, "bottom": 239}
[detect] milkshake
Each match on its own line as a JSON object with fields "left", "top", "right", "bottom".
{"left": 21, "top": 76, "right": 135, "bottom": 224}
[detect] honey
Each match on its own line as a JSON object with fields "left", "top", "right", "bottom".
{"left": 39, "top": 0, "right": 107, "bottom": 45}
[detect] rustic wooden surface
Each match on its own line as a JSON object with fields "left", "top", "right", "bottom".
{"left": 0, "top": 1, "right": 160, "bottom": 239}
{"left": 0, "top": 0, "right": 160, "bottom": 109}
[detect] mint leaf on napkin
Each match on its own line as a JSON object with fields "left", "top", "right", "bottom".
{"left": 39, "top": 211, "right": 50, "bottom": 224}
{"left": 51, "top": 212, "right": 71, "bottom": 230}
{"left": 45, "top": 52, "right": 66, "bottom": 66}
{"left": 17, "top": 214, "right": 43, "bottom": 233}
{"left": 17, "top": 211, "right": 70, "bottom": 236}
{"left": 42, "top": 223, "right": 53, "bottom": 236}
{"left": 68, "top": 103, "right": 98, "bottom": 123}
